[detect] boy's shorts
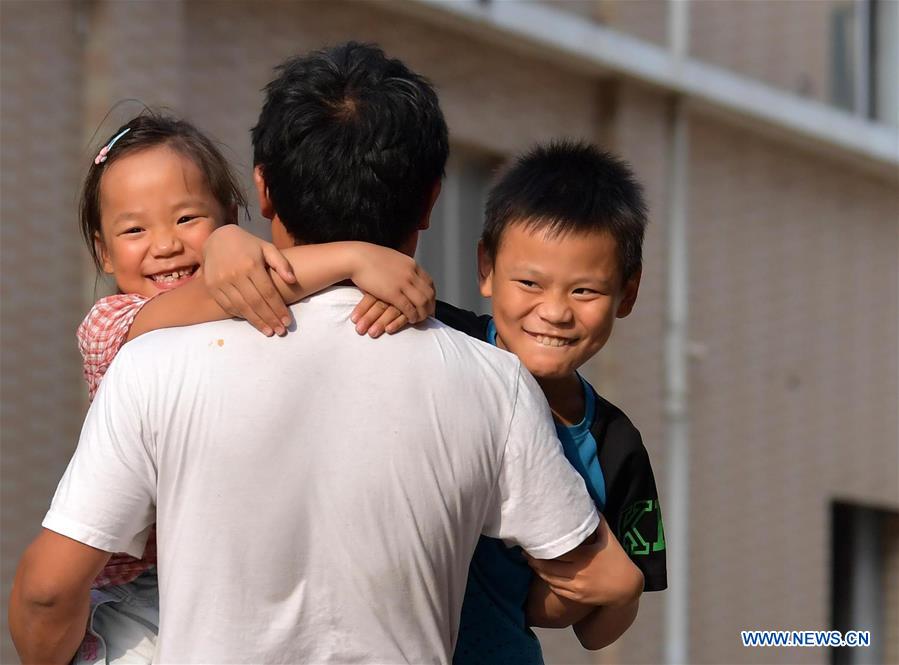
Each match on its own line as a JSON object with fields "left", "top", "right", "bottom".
{"left": 74, "top": 568, "right": 159, "bottom": 665}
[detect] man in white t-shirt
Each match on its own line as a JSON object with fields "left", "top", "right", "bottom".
{"left": 10, "top": 43, "right": 598, "bottom": 663}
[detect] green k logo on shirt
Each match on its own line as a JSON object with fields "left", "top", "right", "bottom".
{"left": 620, "top": 499, "right": 666, "bottom": 556}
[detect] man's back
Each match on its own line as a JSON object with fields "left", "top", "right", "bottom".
{"left": 49, "top": 287, "right": 597, "bottom": 663}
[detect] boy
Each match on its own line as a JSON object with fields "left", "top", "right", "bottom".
{"left": 436, "top": 141, "right": 667, "bottom": 663}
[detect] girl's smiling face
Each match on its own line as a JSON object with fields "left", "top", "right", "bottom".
{"left": 96, "top": 145, "right": 226, "bottom": 297}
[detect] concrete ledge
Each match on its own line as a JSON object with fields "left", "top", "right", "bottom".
{"left": 381, "top": 0, "right": 899, "bottom": 175}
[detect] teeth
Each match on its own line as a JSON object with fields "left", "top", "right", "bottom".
{"left": 534, "top": 334, "right": 571, "bottom": 347}
{"left": 151, "top": 268, "right": 194, "bottom": 283}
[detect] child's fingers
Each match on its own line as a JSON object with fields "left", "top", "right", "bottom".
{"left": 220, "top": 283, "right": 275, "bottom": 337}
{"left": 527, "top": 557, "right": 575, "bottom": 580}
{"left": 248, "top": 269, "right": 292, "bottom": 330}
{"left": 351, "top": 294, "right": 378, "bottom": 324}
{"left": 392, "top": 293, "right": 419, "bottom": 324}
{"left": 384, "top": 314, "right": 409, "bottom": 335}
{"left": 210, "top": 288, "right": 237, "bottom": 320}
{"left": 404, "top": 284, "right": 434, "bottom": 321}
{"left": 536, "top": 573, "right": 583, "bottom": 600}
{"left": 367, "top": 305, "right": 403, "bottom": 338}
{"left": 261, "top": 243, "right": 296, "bottom": 284}
{"left": 531, "top": 568, "right": 578, "bottom": 592}
{"left": 540, "top": 581, "right": 582, "bottom": 603}
{"left": 411, "top": 272, "right": 436, "bottom": 317}
{"left": 233, "top": 275, "right": 287, "bottom": 335}
{"left": 354, "top": 300, "right": 389, "bottom": 335}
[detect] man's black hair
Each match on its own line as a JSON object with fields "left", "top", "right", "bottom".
{"left": 252, "top": 42, "right": 449, "bottom": 249}
{"left": 482, "top": 140, "right": 648, "bottom": 282}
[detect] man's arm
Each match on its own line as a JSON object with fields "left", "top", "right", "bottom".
{"left": 573, "top": 598, "right": 640, "bottom": 651}
{"left": 17, "top": 349, "right": 156, "bottom": 662}
{"left": 9, "top": 530, "right": 110, "bottom": 664}
{"left": 526, "top": 518, "right": 644, "bottom": 649}
{"left": 481, "top": 365, "right": 600, "bottom": 559}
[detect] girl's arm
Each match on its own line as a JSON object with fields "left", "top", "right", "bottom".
{"left": 127, "top": 225, "right": 434, "bottom": 341}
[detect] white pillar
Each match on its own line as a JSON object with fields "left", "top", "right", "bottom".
{"left": 664, "top": 3, "right": 691, "bottom": 664}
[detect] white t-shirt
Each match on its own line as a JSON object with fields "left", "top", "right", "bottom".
{"left": 45, "top": 287, "right": 599, "bottom": 664}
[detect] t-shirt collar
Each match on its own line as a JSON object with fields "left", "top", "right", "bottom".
{"left": 486, "top": 318, "right": 595, "bottom": 432}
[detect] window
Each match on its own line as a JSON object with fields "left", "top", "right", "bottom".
{"left": 415, "top": 150, "right": 499, "bottom": 314}
{"left": 830, "top": 0, "right": 898, "bottom": 125}
{"left": 830, "top": 3, "right": 859, "bottom": 113}
{"left": 831, "top": 502, "right": 899, "bottom": 664}
{"left": 872, "top": 0, "right": 898, "bottom": 125}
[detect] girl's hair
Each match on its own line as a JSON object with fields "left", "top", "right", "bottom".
{"left": 80, "top": 112, "right": 248, "bottom": 271}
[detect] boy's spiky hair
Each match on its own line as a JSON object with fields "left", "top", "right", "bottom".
{"left": 482, "top": 140, "right": 648, "bottom": 281}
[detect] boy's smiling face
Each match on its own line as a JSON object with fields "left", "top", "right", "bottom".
{"left": 479, "top": 222, "right": 640, "bottom": 381}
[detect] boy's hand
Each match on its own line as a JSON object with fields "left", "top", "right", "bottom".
{"left": 525, "top": 519, "right": 644, "bottom": 607}
{"left": 350, "top": 295, "right": 412, "bottom": 337}
{"left": 203, "top": 226, "right": 297, "bottom": 336}
{"left": 347, "top": 247, "right": 435, "bottom": 335}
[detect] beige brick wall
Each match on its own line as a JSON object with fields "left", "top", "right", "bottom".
{"left": 536, "top": 0, "right": 669, "bottom": 46}
{"left": 689, "top": 0, "right": 847, "bottom": 104}
{"left": 598, "top": 0, "right": 669, "bottom": 46}
{"left": 684, "top": 114, "right": 898, "bottom": 664}
{"left": 1, "top": 3, "right": 87, "bottom": 662}
{"left": 537, "top": 0, "right": 844, "bottom": 106}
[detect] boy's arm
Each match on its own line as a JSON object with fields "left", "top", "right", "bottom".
{"left": 598, "top": 417, "right": 668, "bottom": 593}
{"left": 127, "top": 226, "right": 433, "bottom": 341}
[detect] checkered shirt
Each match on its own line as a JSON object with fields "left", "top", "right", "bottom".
{"left": 76, "top": 294, "right": 158, "bottom": 590}
{"left": 78, "top": 293, "right": 151, "bottom": 401}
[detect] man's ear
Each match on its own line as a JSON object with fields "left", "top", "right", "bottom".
{"left": 418, "top": 179, "right": 442, "bottom": 231}
{"left": 616, "top": 269, "right": 641, "bottom": 318}
{"left": 95, "top": 233, "right": 114, "bottom": 274}
{"left": 254, "top": 166, "right": 274, "bottom": 220}
{"left": 477, "top": 240, "right": 495, "bottom": 298}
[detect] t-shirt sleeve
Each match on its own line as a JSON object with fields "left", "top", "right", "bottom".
{"left": 600, "top": 418, "right": 668, "bottom": 591}
{"left": 482, "top": 364, "right": 600, "bottom": 559}
{"left": 42, "top": 350, "right": 156, "bottom": 557}
{"left": 77, "top": 294, "right": 151, "bottom": 401}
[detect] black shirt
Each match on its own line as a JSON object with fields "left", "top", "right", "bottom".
{"left": 436, "top": 300, "right": 667, "bottom": 592}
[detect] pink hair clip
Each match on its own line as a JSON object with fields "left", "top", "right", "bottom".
{"left": 94, "top": 128, "right": 130, "bottom": 165}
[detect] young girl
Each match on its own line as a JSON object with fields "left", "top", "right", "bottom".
{"left": 74, "top": 113, "right": 435, "bottom": 664}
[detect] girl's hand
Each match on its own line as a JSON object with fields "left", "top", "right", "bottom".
{"left": 350, "top": 294, "right": 412, "bottom": 338}
{"left": 525, "top": 520, "right": 644, "bottom": 607}
{"left": 203, "top": 225, "right": 297, "bottom": 336}
{"left": 347, "top": 246, "right": 435, "bottom": 333}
